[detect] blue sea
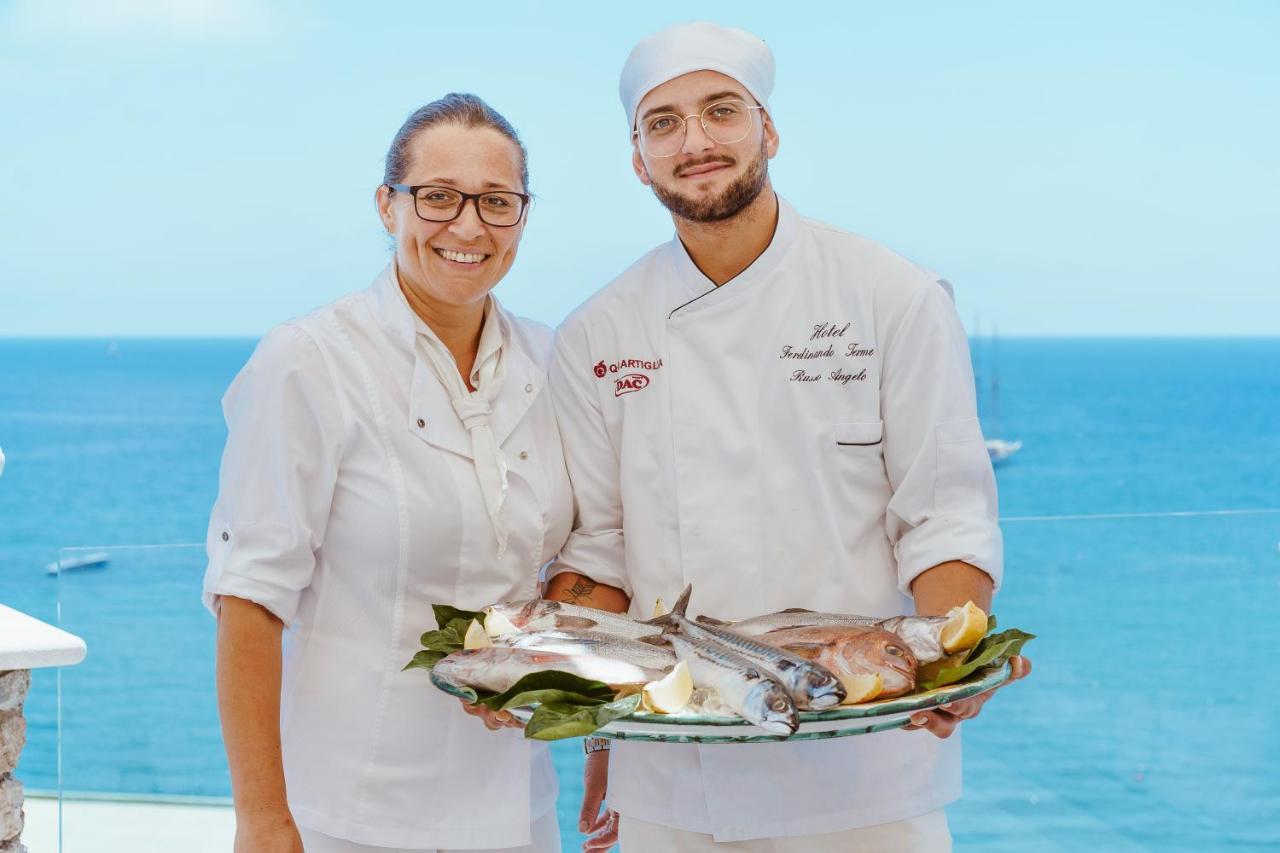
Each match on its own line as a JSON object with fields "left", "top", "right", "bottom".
{"left": 2, "top": 337, "right": 1278, "bottom": 851}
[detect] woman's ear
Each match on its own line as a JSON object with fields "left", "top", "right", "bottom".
{"left": 375, "top": 184, "right": 396, "bottom": 233}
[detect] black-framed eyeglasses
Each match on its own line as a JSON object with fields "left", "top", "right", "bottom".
{"left": 386, "top": 184, "right": 530, "bottom": 227}
{"left": 633, "top": 99, "right": 766, "bottom": 158}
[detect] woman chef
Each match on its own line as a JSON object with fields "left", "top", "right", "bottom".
{"left": 203, "top": 94, "right": 570, "bottom": 853}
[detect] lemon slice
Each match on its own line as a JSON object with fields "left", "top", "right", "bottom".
{"left": 652, "top": 598, "right": 668, "bottom": 618}
{"left": 483, "top": 609, "right": 519, "bottom": 639}
{"left": 463, "top": 619, "right": 492, "bottom": 649}
{"left": 838, "top": 672, "right": 884, "bottom": 704}
{"left": 641, "top": 661, "right": 693, "bottom": 714}
{"left": 940, "top": 601, "right": 988, "bottom": 653}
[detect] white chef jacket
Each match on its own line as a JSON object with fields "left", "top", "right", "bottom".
{"left": 548, "top": 197, "right": 1001, "bottom": 842}
{"left": 203, "top": 264, "right": 573, "bottom": 849}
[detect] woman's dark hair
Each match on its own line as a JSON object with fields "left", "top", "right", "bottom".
{"left": 383, "top": 93, "right": 529, "bottom": 193}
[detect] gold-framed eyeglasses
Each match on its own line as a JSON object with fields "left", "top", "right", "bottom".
{"left": 633, "top": 99, "right": 766, "bottom": 158}
{"left": 386, "top": 184, "right": 529, "bottom": 227}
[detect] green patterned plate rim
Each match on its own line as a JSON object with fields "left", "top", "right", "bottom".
{"left": 431, "top": 662, "right": 1010, "bottom": 742}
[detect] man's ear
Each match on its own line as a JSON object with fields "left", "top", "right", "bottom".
{"left": 763, "top": 114, "right": 780, "bottom": 159}
{"left": 631, "top": 144, "right": 652, "bottom": 186}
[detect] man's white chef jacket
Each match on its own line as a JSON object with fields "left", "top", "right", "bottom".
{"left": 203, "top": 265, "right": 572, "bottom": 849}
{"left": 548, "top": 197, "right": 1001, "bottom": 842}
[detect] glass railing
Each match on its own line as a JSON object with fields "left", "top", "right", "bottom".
{"left": 48, "top": 543, "right": 230, "bottom": 853}
{"left": 29, "top": 509, "right": 1280, "bottom": 851}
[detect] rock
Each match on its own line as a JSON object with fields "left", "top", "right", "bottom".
{"left": 0, "top": 714, "right": 24, "bottom": 777}
{"left": 0, "top": 673, "right": 29, "bottom": 715}
{"left": 0, "top": 773, "right": 23, "bottom": 844}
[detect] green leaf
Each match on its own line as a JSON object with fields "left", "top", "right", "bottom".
{"left": 406, "top": 603, "right": 486, "bottom": 673}
{"left": 402, "top": 648, "right": 447, "bottom": 671}
{"left": 432, "top": 604, "right": 486, "bottom": 630}
{"left": 522, "top": 693, "right": 642, "bottom": 741}
{"left": 416, "top": 617, "right": 475, "bottom": 656}
{"left": 477, "top": 670, "right": 615, "bottom": 711}
{"left": 916, "top": 650, "right": 969, "bottom": 686}
{"left": 919, "top": 627, "right": 1035, "bottom": 691}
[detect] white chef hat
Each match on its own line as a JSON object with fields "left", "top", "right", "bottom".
{"left": 619, "top": 21, "right": 775, "bottom": 129}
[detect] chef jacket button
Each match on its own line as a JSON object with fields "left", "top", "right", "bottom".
{"left": 524, "top": 383, "right": 533, "bottom": 393}
{"left": 416, "top": 418, "right": 426, "bottom": 429}
{"left": 221, "top": 531, "right": 229, "bottom": 542}
{"left": 519, "top": 451, "right": 529, "bottom": 460}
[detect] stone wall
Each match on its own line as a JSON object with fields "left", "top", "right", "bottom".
{"left": 0, "top": 670, "right": 29, "bottom": 853}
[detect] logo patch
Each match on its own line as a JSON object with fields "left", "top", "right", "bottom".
{"left": 593, "top": 360, "right": 607, "bottom": 378}
{"left": 614, "top": 373, "right": 650, "bottom": 396}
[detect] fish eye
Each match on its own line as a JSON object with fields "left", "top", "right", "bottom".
{"left": 771, "top": 699, "right": 790, "bottom": 712}
{"left": 885, "top": 645, "right": 904, "bottom": 656}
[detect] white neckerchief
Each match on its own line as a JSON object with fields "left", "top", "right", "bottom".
{"left": 416, "top": 297, "right": 510, "bottom": 555}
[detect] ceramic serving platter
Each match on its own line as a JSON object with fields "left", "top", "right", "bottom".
{"left": 432, "top": 663, "right": 1011, "bottom": 744}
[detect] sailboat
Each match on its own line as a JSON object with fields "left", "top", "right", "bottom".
{"left": 974, "top": 320, "right": 1021, "bottom": 467}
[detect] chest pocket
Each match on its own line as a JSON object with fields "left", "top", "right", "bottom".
{"left": 829, "top": 419, "right": 890, "bottom": 508}
{"left": 834, "top": 420, "right": 883, "bottom": 447}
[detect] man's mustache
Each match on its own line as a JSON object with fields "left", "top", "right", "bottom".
{"left": 674, "top": 156, "right": 735, "bottom": 177}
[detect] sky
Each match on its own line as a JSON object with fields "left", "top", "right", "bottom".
{"left": 0, "top": 0, "right": 1277, "bottom": 337}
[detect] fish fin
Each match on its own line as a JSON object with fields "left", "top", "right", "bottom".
{"left": 526, "top": 652, "right": 568, "bottom": 664}
{"left": 556, "top": 616, "right": 597, "bottom": 629}
{"left": 778, "top": 642, "right": 825, "bottom": 661}
{"left": 779, "top": 607, "right": 815, "bottom": 614}
{"left": 639, "top": 634, "right": 672, "bottom": 646}
{"left": 643, "top": 584, "right": 692, "bottom": 627}
{"left": 694, "top": 615, "right": 730, "bottom": 626}
{"left": 671, "top": 584, "right": 693, "bottom": 618}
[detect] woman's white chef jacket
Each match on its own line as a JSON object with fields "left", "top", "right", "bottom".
{"left": 203, "top": 264, "right": 572, "bottom": 849}
{"left": 548, "top": 197, "right": 1002, "bottom": 842}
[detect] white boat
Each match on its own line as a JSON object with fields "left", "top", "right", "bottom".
{"left": 45, "top": 552, "right": 111, "bottom": 576}
{"left": 986, "top": 439, "right": 1023, "bottom": 464}
{"left": 973, "top": 319, "right": 1021, "bottom": 467}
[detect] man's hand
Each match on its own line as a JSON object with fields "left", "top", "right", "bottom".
{"left": 579, "top": 750, "right": 618, "bottom": 851}
{"left": 233, "top": 811, "right": 304, "bottom": 853}
{"left": 459, "top": 699, "right": 523, "bottom": 730}
{"left": 903, "top": 655, "right": 1031, "bottom": 738}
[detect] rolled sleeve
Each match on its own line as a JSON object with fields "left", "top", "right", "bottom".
{"left": 203, "top": 323, "right": 344, "bottom": 626}
{"left": 544, "top": 321, "right": 632, "bottom": 598}
{"left": 881, "top": 278, "right": 1002, "bottom": 595}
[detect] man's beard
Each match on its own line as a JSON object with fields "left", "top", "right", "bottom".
{"left": 649, "top": 138, "right": 768, "bottom": 224}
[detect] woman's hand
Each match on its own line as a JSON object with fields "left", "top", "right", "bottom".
{"left": 233, "top": 810, "right": 304, "bottom": 853}
{"left": 579, "top": 750, "right": 618, "bottom": 851}
{"left": 460, "top": 699, "right": 524, "bottom": 730}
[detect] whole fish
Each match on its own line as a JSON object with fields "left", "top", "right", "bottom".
{"left": 656, "top": 587, "right": 845, "bottom": 710}
{"left": 486, "top": 599, "right": 661, "bottom": 640}
{"left": 755, "top": 625, "right": 919, "bottom": 699}
{"left": 698, "top": 610, "right": 950, "bottom": 663}
{"left": 661, "top": 631, "right": 799, "bottom": 734}
{"left": 433, "top": 646, "right": 669, "bottom": 694}
{"left": 495, "top": 629, "right": 677, "bottom": 672}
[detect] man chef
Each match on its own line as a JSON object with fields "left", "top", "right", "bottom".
{"left": 543, "top": 21, "right": 1031, "bottom": 852}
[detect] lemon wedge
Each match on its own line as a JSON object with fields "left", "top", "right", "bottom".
{"left": 483, "top": 609, "right": 519, "bottom": 639}
{"left": 652, "top": 598, "right": 668, "bottom": 618}
{"left": 641, "top": 661, "right": 693, "bottom": 714}
{"left": 838, "top": 672, "right": 884, "bottom": 705}
{"left": 940, "top": 601, "right": 988, "bottom": 653}
{"left": 463, "top": 619, "right": 492, "bottom": 649}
